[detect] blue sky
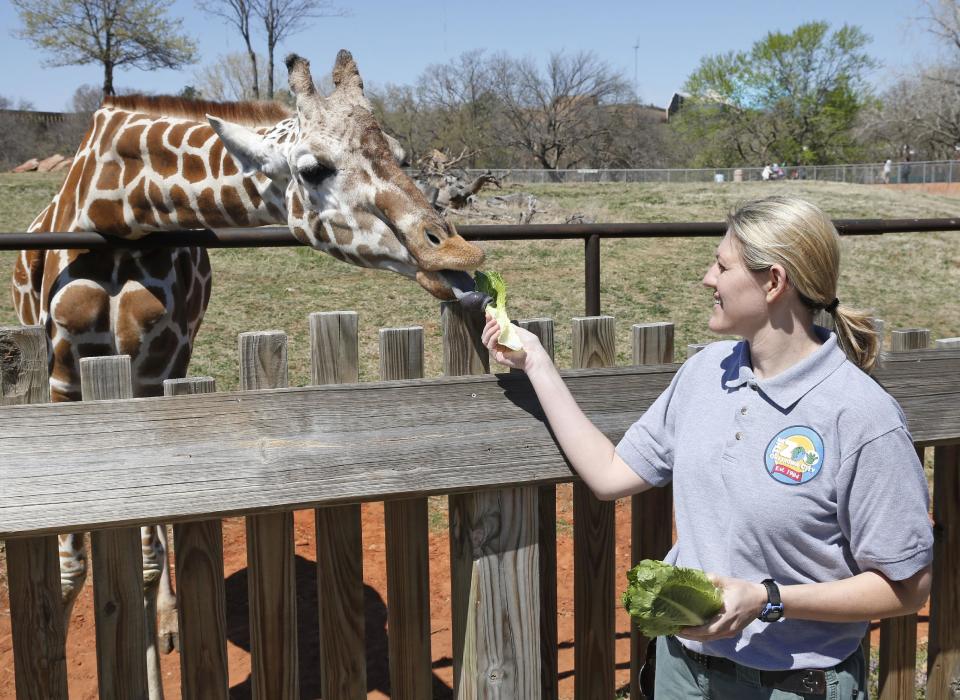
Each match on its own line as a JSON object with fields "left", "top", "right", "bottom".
{"left": 0, "top": 0, "right": 943, "bottom": 112}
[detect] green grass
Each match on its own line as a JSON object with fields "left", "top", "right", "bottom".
{"left": 1, "top": 175, "right": 959, "bottom": 391}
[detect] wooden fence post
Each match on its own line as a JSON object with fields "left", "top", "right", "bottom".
{"left": 164, "top": 377, "right": 228, "bottom": 700}
{"left": 629, "top": 322, "right": 675, "bottom": 700}
{"left": 80, "top": 355, "right": 149, "bottom": 700}
{"left": 2, "top": 326, "right": 68, "bottom": 700}
{"left": 878, "top": 329, "right": 929, "bottom": 700}
{"left": 518, "top": 318, "right": 558, "bottom": 700}
{"left": 308, "top": 311, "right": 367, "bottom": 700}
{"left": 445, "top": 301, "right": 541, "bottom": 699}
{"left": 239, "top": 331, "right": 298, "bottom": 700}
{"left": 571, "top": 315, "right": 616, "bottom": 700}
{"left": 380, "top": 325, "right": 432, "bottom": 700}
{"left": 927, "top": 443, "right": 960, "bottom": 699}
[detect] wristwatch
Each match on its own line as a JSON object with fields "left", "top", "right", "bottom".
{"left": 758, "top": 578, "right": 784, "bottom": 622}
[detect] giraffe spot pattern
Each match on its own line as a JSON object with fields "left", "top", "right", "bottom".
{"left": 221, "top": 186, "right": 249, "bottom": 227}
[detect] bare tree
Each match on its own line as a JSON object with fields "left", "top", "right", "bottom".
{"left": 197, "top": 0, "right": 260, "bottom": 98}
{"left": 253, "top": 0, "right": 348, "bottom": 98}
{"left": 193, "top": 52, "right": 283, "bottom": 101}
{"left": 11, "top": 0, "right": 197, "bottom": 96}
{"left": 921, "top": 0, "right": 960, "bottom": 57}
{"left": 490, "top": 50, "right": 632, "bottom": 170}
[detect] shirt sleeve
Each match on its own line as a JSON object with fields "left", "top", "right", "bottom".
{"left": 615, "top": 362, "right": 687, "bottom": 487}
{"left": 837, "top": 426, "right": 933, "bottom": 581}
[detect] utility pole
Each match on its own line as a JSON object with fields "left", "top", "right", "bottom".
{"left": 632, "top": 39, "right": 640, "bottom": 102}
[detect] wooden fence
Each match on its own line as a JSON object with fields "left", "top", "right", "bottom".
{"left": 1, "top": 306, "right": 958, "bottom": 700}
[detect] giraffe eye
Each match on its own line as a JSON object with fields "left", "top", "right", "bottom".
{"left": 300, "top": 164, "right": 336, "bottom": 185}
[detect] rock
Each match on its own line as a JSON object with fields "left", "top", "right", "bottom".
{"left": 36, "top": 154, "right": 66, "bottom": 172}
{"left": 50, "top": 157, "right": 74, "bottom": 172}
{"left": 12, "top": 158, "right": 39, "bottom": 173}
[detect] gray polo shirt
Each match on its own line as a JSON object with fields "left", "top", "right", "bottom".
{"left": 616, "top": 328, "right": 933, "bottom": 671}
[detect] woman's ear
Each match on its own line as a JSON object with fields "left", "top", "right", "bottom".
{"left": 766, "top": 264, "right": 790, "bottom": 302}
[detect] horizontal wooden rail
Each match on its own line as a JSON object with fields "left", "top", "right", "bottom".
{"left": 1, "top": 350, "right": 958, "bottom": 539}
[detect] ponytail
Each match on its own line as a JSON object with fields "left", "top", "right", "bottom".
{"left": 830, "top": 304, "right": 880, "bottom": 374}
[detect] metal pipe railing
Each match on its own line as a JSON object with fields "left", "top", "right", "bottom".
{"left": 3, "top": 217, "right": 960, "bottom": 316}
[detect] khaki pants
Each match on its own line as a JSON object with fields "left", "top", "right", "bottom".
{"left": 653, "top": 634, "right": 866, "bottom": 700}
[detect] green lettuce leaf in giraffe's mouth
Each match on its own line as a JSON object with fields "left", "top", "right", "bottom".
{"left": 441, "top": 270, "right": 491, "bottom": 310}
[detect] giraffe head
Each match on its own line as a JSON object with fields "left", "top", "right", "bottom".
{"left": 208, "top": 50, "right": 484, "bottom": 300}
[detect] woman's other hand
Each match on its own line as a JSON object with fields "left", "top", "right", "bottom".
{"left": 678, "top": 574, "right": 767, "bottom": 641}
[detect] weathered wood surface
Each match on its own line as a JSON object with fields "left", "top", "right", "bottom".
{"left": 1, "top": 327, "right": 67, "bottom": 700}
{"left": 310, "top": 312, "right": 366, "bottom": 700}
{"left": 572, "top": 316, "right": 616, "bottom": 700}
{"left": 629, "top": 323, "right": 675, "bottom": 700}
{"left": 239, "top": 332, "right": 298, "bottom": 700}
{"left": 2, "top": 352, "right": 960, "bottom": 537}
{"left": 927, "top": 444, "right": 960, "bottom": 699}
{"left": 380, "top": 327, "right": 432, "bottom": 700}
{"left": 81, "top": 356, "right": 148, "bottom": 700}
{"left": 164, "top": 377, "right": 228, "bottom": 700}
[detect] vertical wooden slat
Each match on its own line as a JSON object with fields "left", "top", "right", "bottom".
{"left": 80, "top": 355, "right": 148, "bottom": 700}
{"left": 164, "top": 377, "right": 228, "bottom": 700}
{"left": 1, "top": 326, "right": 67, "bottom": 700}
{"left": 238, "top": 332, "right": 298, "bottom": 700}
{"left": 927, "top": 444, "right": 960, "bottom": 699}
{"left": 308, "top": 312, "right": 367, "bottom": 700}
{"left": 380, "top": 326, "right": 432, "bottom": 700}
{"left": 878, "top": 331, "right": 928, "bottom": 700}
{"left": 629, "top": 323, "right": 675, "bottom": 700}
{"left": 571, "top": 316, "right": 616, "bottom": 700}
{"left": 445, "top": 301, "right": 540, "bottom": 699}
{"left": 518, "top": 318, "right": 558, "bottom": 700}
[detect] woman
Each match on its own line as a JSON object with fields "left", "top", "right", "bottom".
{"left": 482, "top": 196, "right": 932, "bottom": 699}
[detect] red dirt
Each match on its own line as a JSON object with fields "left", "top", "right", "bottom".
{"left": 0, "top": 485, "right": 928, "bottom": 699}
{"left": 881, "top": 182, "right": 960, "bottom": 196}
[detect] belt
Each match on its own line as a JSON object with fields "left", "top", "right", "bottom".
{"left": 675, "top": 640, "right": 827, "bottom": 696}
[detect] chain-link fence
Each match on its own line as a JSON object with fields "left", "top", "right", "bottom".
{"left": 427, "top": 160, "right": 960, "bottom": 185}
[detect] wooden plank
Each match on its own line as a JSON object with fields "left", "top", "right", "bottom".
{"left": 518, "top": 318, "right": 558, "bottom": 700}
{"left": 164, "top": 377, "right": 228, "bottom": 700}
{"left": 380, "top": 326, "right": 432, "bottom": 700}
{"left": 890, "top": 328, "right": 931, "bottom": 352}
{"left": 81, "top": 356, "right": 148, "bottom": 700}
{"left": 239, "top": 332, "right": 298, "bottom": 700}
{"left": 927, "top": 445, "right": 960, "bottom": 699}
{"left": 1, "top": 326, "right": 66, "bottom": 700}
{"left": 2, "top": 357, "right": 959, "bottom": 537}
{"left": 309, "top": 312, "right": 366, "bottom": 700}
{"left": 629, "top": 322, "right": 675, "bottom": 700}
{"left": 572, "top": 316, "right": 616, "bottom": 700}
{"left": 935, "top": 337, "right": 960, "bottom": 349}
{"left": 446, "top": 301, "right": 540, "bottom": 699}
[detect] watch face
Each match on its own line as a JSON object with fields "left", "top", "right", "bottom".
{"left": 760, "top": 604, "right": 784, "bottom": 622}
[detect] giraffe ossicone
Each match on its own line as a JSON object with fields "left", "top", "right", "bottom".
{"left": 12, "top": 48, "right": 485, "bottom": 700}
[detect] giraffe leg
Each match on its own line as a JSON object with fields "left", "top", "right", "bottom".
{"left": 155, "top": 523, "right": 180, "bottom": 654}
{"left": 142, "top": 524, "right": 165, "bottom": 700}
{"left": 58, "top": 532, "right": 88, "bottom": 629}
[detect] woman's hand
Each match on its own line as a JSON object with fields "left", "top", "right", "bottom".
{"left": 481, "top": 312, "right": 545, "bottom": 373}
{"left": 678, "top": 574, "right": 767, "bottom": 641}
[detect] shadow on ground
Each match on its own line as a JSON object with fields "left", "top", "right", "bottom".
{"left": 224, "top": 555, "right": 453, "bottom": 699}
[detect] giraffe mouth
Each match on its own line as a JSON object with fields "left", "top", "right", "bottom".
{"left": 440, "top": 270, "right": 492, "bottom": 310}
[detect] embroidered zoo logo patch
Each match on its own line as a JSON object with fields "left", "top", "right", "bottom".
{"left": 765, "top": 426, "right": 824, "bottom": 485}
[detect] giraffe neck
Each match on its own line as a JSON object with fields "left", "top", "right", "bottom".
{"left": 34, "top": 106, "right": 296, "bottom": 237}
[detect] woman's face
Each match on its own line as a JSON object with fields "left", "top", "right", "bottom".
{"left": 701, "top": 231, "right": 771, "bottom": 338}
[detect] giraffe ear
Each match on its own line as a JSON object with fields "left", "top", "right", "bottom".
{"left": 207, "top": 115, "right": 288, "bottom": 180}
{"left": 383, "top": 132, "right": 407, "bottom": 165}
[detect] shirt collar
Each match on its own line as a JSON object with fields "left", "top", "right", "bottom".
{"left": 721, "top": 327, "right": 848, "bottom": 411}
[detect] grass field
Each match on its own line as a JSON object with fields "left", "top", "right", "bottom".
{"left": 1, "top": 173, "right": 958, "bottom": 391}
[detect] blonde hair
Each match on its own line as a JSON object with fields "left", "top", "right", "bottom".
{"left": 726, "top": 195, "right": 880, "bottom": 373}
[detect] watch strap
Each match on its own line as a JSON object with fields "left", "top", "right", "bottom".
{"left": 761, "top": 578, "right": 781, "bottom": 606}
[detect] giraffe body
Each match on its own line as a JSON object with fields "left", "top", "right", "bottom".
{"left": 13, "top": 50, "right": 484, "bottom": 698}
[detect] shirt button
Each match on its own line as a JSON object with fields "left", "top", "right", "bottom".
{"left": 735, "top": 432, "right": 743, "bottom": 440}
{"left": 740, "top": 407, "right": 748, "bottom": 415}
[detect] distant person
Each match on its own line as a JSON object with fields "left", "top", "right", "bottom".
{"left": 900, "top": 160, "right": 911, "bottom": 184}
{"left": 883, "top": 159, "right": 892, "bottom": 185}
{"left": 714, "top": 172, "right": 725, "bottom": 184}
{"left": 772, "top": 163, "right": 784, "bottom": 180}
{"left": 798, "top": 164, "right": 807, "bottom": 180}
{"left": 762, "top": 164, "right": 772, "bottom": 181}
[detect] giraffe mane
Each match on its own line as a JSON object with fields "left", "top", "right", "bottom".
{"left": 102, "top": 95, "right": 292, "bottom": 126}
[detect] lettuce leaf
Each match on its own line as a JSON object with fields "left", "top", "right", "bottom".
{"left": 621, "top": 559, "right": 723, "bottom": 637}
{"left": 474, "top": 271, "right": 523, "bottom": 351}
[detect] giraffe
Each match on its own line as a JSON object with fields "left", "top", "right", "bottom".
{"left": 12, "top": 49, "right": 485, "bottom": 698}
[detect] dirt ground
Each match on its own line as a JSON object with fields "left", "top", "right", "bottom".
{"left": 882, "top": 181, "right": 960, "bottom": 196}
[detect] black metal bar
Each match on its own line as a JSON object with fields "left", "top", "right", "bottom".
{"left": 585, "top": 234, "right": 601, "bottom": 317}
{"left": 2, "top": 218, "right": 960, "bottom": 251}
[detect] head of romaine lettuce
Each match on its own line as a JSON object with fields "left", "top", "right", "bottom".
{"left": 474, "top": 270, "right": 523, "bottom": 351}
{"left": 622, "top": 559, "right": 723, "bottom": 638}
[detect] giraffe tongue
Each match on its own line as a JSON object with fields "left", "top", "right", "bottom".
{"left": 441, "top": 271, "right": 492, "bottom": 310}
